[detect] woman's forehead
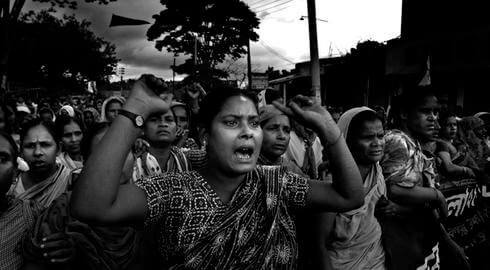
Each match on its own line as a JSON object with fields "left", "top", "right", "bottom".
{"left": 218, "top": 96, "right": 258, "bottom": 116}
{"left": 25, "top": 125, "right": 54, "bottom": 141}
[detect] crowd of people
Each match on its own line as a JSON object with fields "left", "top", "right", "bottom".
{"left": 1, "top": 75, "right": 489, "bottom": 270}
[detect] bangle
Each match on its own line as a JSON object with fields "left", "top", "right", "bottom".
{"left": 326, "top": 132, "right": 342, "bottom": 147}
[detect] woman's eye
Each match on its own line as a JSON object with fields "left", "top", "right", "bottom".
{"left": 250, "top": 120, "right": 259, "bottom": 128}
{"left": 224, "top": 120, "right": 238, "bottom": 127}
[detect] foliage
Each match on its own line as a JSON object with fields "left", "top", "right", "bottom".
{"left": 31, "top": 0, "right": 117, "bottom": 9}
{"left": 8, "top": 10, "right": 118, "bottom": 92}
{"left": 147, "top": 0, "right": 260, "bottom": 81}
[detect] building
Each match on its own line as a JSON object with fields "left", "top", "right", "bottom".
{"left": 385, "top": 0, "right": 490, "bottom": 114}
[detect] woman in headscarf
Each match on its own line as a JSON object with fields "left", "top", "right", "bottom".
{"left": 313, "top": 107, "right": 388, "bottom": 269}
{"left": 257, "top": 104, "right": 304, "bottom": 176}
{"left": 59, "top": 105, "right": 75, "bottom": 118}
{"left": 82, "top": 107, "right": 100, "bottom": 129}
{"left": 100, "top": 96, "right": 126, "bottom": 123}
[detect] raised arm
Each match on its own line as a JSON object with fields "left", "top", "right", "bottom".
{"left": 70, "top": 75, "right": 170, "bottom": 225}
{"left": 273, "top": 96, "right": 363, "bottom": 212}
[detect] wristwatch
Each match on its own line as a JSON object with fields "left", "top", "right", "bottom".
{"left": 118, "top": 109, "right": 144, "bottom": 128}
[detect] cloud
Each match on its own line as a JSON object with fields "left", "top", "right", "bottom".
{"left": 22, "top": 0, "right": 401, "bottom": 81}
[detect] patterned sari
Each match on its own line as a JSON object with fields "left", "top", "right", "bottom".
{"left": 380, "top": 129, "right": 440, "bottom": 270}
{"left": 136, "top": 165, "right": 310, "bottom": 269}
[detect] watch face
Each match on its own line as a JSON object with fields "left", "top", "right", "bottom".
{"left": 135, "top": 116, "right": 144, "bottom": 127}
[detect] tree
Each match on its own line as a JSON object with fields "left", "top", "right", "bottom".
{"left": 0, "top": 0, "right": 117, "bottom": 96}
{"left": 147, "top": 0, "right": 260, "bottom": 86}
{"left": 8, "top": 10, "right": 118, "bottom": 93}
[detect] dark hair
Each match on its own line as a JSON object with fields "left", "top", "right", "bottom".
{"left": 438, "top": 110, "right": 457, "bottom": 126}
{"left": 346, "top": 110, "right": 383, "bottom": 147}
{"left": 197, "top": 87, "right": 258, "bottom": 132}
{"left": 81, "top": 122, "right": 110, "bottom": 160}
{"left": 20, "top": 118, "right": 60, "bottom": 146}
{"left": 170, "top": 103, "right": 189, "bottom": 125}
{"left": 38, "top": 107, "right": 54, "bottom": 116}
{"left": 55, "top": 115, "right": 84, "bottom": 140}
{"left": 0, "top": 131, "right": 19, "bottom": 165}
{"left": 387, "top": 85, "right": 437, "bottom": 129}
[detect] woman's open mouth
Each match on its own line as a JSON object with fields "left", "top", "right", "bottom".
{"left": 234, "top": 146, "right": 254, "bottom": 161}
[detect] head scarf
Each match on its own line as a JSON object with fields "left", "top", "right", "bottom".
{"left": 259, "top": 104, "right": 285, "bottom": 125}
{"left": 460, "top": 116, "right": 484, "bottom": 131}
{"left": 337, "top": 106, "right": 374, "bottom": 140}
{"left": 474, "top": 112, "right": 490, "bottom": 118}
{"left": 16, "top": 104, "right": 31, "bottom": 114}
{"left": 38, "top": 107, "right": 56, "bottom": 122}
{"left": 100, "top": 96, "right": 126, "bottom": 122}
{"left": 83, "top": 107, "right": 101, "bottom": 123}
{"left": 59, "top": 105, "right": 75, "bottom": 117}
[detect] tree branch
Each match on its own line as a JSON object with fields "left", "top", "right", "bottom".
{"left": 10, "top": 0, "right": 26, "bottom": 21}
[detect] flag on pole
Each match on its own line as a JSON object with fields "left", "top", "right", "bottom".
{"left": 109, "top": 14, "right": 150, "bottom": 27}
{"left": 419, "top": 55, "right": 431, "bottom": 86}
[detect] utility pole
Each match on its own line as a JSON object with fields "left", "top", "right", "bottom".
{"left": 306, "top": 0, "right": 322, "bottom": 103}
{"left": 193, "top": 34, "right": 198, "bottom": 80}
{"left": 119, "top": 67, "right": 125, "bottom": 91}
{"left": 247, "top": 38, "right": 252, "bottom": 91}
{"left": 172, "top": 57, "right": 176, "bottom": 94}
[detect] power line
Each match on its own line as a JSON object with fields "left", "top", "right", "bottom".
{"left": 259, "top": 4, "right": 293, "bottom": 18}
{"left": 251, "top": 0, "right": 286, "bottom": 10}
{"left": 247, "top": 0, "right": 269, "bottom": 7}
{"left": 259, "top": 40, "right": 295, "bottom": 64}
{"left": 254, "top": 0, "right": 294, "bottom": 13}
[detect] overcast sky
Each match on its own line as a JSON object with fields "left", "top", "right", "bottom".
{"left": 25, "top": 0, "right": 402, "bottom": 81}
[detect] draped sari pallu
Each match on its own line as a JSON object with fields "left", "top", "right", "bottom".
{"left": 174, "top": 167, "right": 301, "bottom": 270}
{"left": 13, "top": 164, "right": 73, "bottom": 208}
{"left": 138, "top": 166, "right": 309, "bottom": 270}
{"left": 23, "top": 193, "right": 138, "bottom": 270}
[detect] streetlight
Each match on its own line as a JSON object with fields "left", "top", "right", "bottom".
{"left": 299, "top": 15, "right": 328, "bottom": 23}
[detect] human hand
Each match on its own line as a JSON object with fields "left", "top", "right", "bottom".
{"left": 174, "top": 128, "right": 189, "bottom": 148}
{"left": 464, "top": 167, "right": 476, "bottom": 178}
{"left": 375, "top": 196, "right": 402, "bottom": 217}
{"left": 39, "top": 232, "right": 76, "bottom": 264}
{"left": 133, "top": 138, "right": 150, "bottom": 157}
{"left": 272, "top": 95, "right": 336, "bottom": 136}
{"left": 186, "top": 83, "right": 206, "bottom": 99}
{"left": 124, "top": 74, "right": 170, "bottom": 119}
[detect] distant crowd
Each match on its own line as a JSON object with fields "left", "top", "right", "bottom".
{"left": 1, "top": 76, "right": 489, "bottom": 270}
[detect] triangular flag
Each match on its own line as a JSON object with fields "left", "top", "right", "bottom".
{"left": 109, "top": 14, "right": 150, "bottom": 27}
{"left": 419, "top": 55, "right": 431, "bottom": 86}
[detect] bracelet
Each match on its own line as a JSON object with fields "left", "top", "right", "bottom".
{"left": 326, "top": 132, "right": 342, "bottom": 147}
